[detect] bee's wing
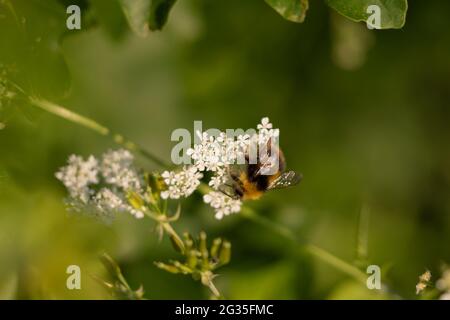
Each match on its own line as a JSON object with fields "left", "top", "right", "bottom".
{"left": 268, "top": 171, "right": 302, "bottom": 190}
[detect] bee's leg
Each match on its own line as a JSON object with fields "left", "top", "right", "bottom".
{"left": 234, "top": 186, "right": 244, "bottom": 199}
{"left": 230, "top": 172, "right": 245, "bottom": 188}
{"left": 218, "top": 185, "right": 236, "bottom": 199}
{"left": 219, "top": 183, "right": 243, "bottom": 200}
{"left": 231, "top": 181, "right": 244, "bottom": 200}
{"left": 230, "top": 172, "right": 239, "bottom": 182}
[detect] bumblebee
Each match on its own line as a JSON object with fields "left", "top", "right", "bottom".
{"left": 223, "top": 144, "right": 302, "bottom": 200}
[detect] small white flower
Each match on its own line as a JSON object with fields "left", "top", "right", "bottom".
{"left": 203, "top": 191, "right": 241, "bottom": 220}
{"left": 416, "top": 270, "right": 432, "bottom": 295}
{"left": 57, "top": 150, "right": 146, "bottom": 221}
{"left": 161, "top": 166, "right": 203, "bottom": 199}
{"left": 236, "top": 134, "right": 250, "bottom": 148}
{"left": 258, "top": 128, "right": 279, "bottom": 144}
{"left": 419, "top": 270, "right": 432, "bottom": 282}
{"left": 101, "top": 149, "right": 142, "bottom": 191}
{"left": 256, "top": 117, "right": 279, "bottom": 147}
{"left": 95, "top": 188, "right": 123, "bottom": 210}
{"left": 257, "top": 117, "right": 272, "bottom": 130}
{"left": 415, "top": 282, "right": 427, "bottom": 295}
{"left": 87, "top": 187, "right": 145, "bottom": 220}
{"left": 55, "top": 154, "right": 99, "bottom": 203}
{"left": 208, "top": 167, "right": 229, "bottom": 190}
{"left": 126, "top": 206, "right": 145, "bottom": 219}
{"left": 187, "top": 131, "right": 240, "bottom": 172}
{"left": 208, "top": 175, "right": 226, "bottom": 190}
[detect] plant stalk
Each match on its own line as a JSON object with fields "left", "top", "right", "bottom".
{"left": 240, "top": 207, "right": 368, "bottom": 284}
{"left": 29, "top": 97, "right": 169, "bottom": 168}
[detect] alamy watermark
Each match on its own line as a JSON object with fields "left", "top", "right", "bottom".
{"left": 66, "top": 5, "right": 81, "bottom": 30}
{"left": 66, "top": 264, "right": 81, "bottom": 290}
{"left": 366, "top": 5, "right": 381, "bottom": 29}
{"left": 366, "top": 265, "right": 381, "bottom": 290}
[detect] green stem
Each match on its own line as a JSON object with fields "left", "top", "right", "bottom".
{"left": 162, "top": 221, "right": 186, "bottom": 254}
{"left": 28, "top": 97, "right": 169, "bottom": 168}
{"left": 240, "top": 207, "right": 368, "bottom": 284}
{"left": 304, "top": 245, "right": 367, "bottom": 283}
{"left": 240, "top": 207, "right": 296, "bottom": 242}
{"left": 143, "top": 210, "right": 185, "bottom": 254}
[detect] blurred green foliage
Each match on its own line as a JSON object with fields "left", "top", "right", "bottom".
{"left": 326, "top": 0, "right": 408, "bottom": 29}
{"left": 0, "top": 0, "right": 449, "bottom": 299}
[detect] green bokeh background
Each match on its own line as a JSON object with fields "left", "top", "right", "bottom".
{"left": 0, "top": 0, "right": 449, "bottom": 299}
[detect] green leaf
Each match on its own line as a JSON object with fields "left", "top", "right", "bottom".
{"left": 118, "top": 0, "right": 177, "bottom": 36}
{"left": 265, "top": 0, "right": 309, "bottom": 23}
{"left": 326, "top": 0, "right": 408, "bottom": 29}
{"left": 0, "top": 0, "right": 70, "bottom": 99}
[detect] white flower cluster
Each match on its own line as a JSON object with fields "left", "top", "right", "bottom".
{"left": 161, "top": 117, "right": 278, "bottom": 220}
{"left": 161, "top": 166, "right": 203, "bottom": 199}
{"left": 186, "top": 131, "right": 249, "bottom": 192}
{"left": 56, "top": 149, "right": 145, "bottom": 221}
{"left": 187, "top": 131, "right": 249, "bottom": 171}
{"left": 101, "top": 149, "right": 142, "bottom": 190}
{"left": 203, "top": 191, "right": 242, "bottom": 220}
{"left": 257, "top": 116, "right": 280, "bottom": 143}
{"left": 55, "top": 155, "right": 99, "bottom": 204}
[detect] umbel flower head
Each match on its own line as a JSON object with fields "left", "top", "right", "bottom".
{"left": 56, "top": 149, "right": 145, "bottom": 221}
{"left": 161, "top": 117, "right": 279, "bottom": 220}
{"left": 203, "top": 191, "right": 241, "bottom": 220}
{"left": 160, "top": 166, "right": 203, "bottom": 199}
{"left": 55, "top": 154, "right": 99, "bottom": 204}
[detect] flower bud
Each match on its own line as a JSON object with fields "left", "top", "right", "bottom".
{"left": 169, "top": 233, "right": 185, "bottom": 254}
{"left": 219, "top": 241, "right": 231, "bottom": 265}
{"left": 154, "top": 262, "right": 180, "bottom": 274}
{"left": 173, "top": 261, "right": 192, "bottom": 274}
{"left": 127, "top": 191, "right": 144, "bottom": 210}
{"left": 187, "top": 251, "right": 198, "bottom": 269}
{"left": 199, "top": 231, "right": 208, "bottom": 258}
{"left": 210, "top": 238, "right": 222, "bottom": 259}
{"left": 183, "top": 232, "right": 194, "bottom": 251}
{"left": 149, "top": 173, "right": 165, "bottom": 192}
